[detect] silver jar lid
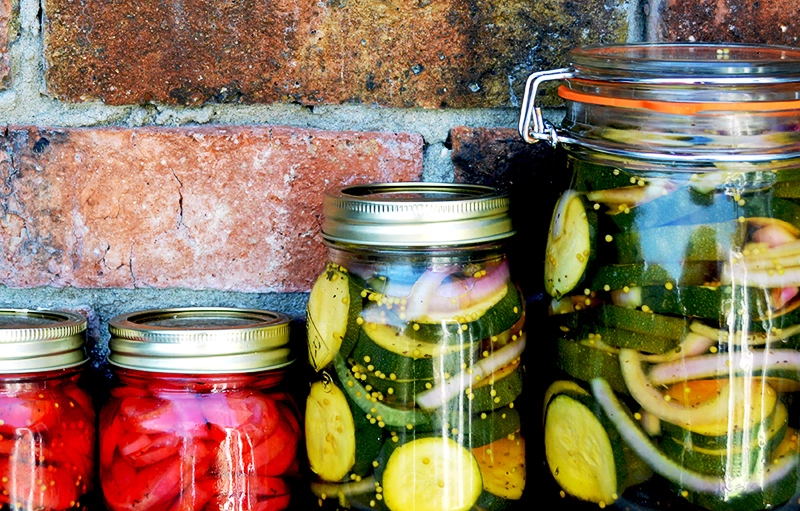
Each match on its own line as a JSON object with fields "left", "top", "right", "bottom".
{"left": 0, "top": 309, "right": 87, "bottom": 373}
{"left": 108, "top": 308, "right": 292, "bottom": 373}
{"left": 321, "top": 182, "right": 514, "bottom": 246}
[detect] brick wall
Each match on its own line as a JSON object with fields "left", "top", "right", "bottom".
{"left": 0, "top": 0, "right": 797, "bottom": 503}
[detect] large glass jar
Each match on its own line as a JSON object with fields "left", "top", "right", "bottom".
{"left": 305, "top": 183, "right": 526, "bottom": 511}
{"left": 0, "top": 309, "right": 94, "bottom": 511}
{"left": 520, "top": 44, "right": 800, "bottom": 511}
{"left": 101, "top": 308, "right": 300, "bottom": 511}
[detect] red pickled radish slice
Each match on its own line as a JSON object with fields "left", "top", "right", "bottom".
{"left": 118, "top": 433, "right": 153, "bottom": 457}
{"left": 100, "top": 412, "right": 126, "bottom": 469}
{"left": 252, "top": 421, "right": 297, "bottom": 473}
{"left": 166, "top": 477, "right": 216, "bottom": 511}
{"left": 108, "top": 455, "right": 183, "bottom": 511}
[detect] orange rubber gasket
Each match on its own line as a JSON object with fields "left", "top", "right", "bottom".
{"left": 558, "top": 85, "right": 800, "bottom": 115}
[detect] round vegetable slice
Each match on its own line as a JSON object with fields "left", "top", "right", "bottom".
{"left": 305, "top": 380, "right": 356, "bottom": 482}
{"left": 545, "top": 190, "right": 596, "bottom": 299}
{"left": 544, "top": 394, "right": 622, "bottom": 506}
{"left": 307, "top": 264, "right": 362, "bottom": 371}
{"left": 382, "top": 436, "right": 482, "bottom": 511}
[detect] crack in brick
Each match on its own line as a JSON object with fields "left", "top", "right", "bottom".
{"left": 171, "top": 169, "right": 184, "bottom": 227}
{"left": 129, "top": 244, "right": 136, "bottom": 287}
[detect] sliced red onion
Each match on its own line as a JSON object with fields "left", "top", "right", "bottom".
{"left": 404, "top": 266, "right": 458, "bottom": 320}
{"left": 591, "top": 377, "right": 798, "bottom": 495}
{"left": 648, "top": 349, "right": 800, "bottom": 387}
{"left": 640, "top": 332, "right": 717, "bottom": 363}
{"left": 428, "top": 260, "right": 511, "bottom": 314}
{"left": 415, "top": 334, "right": 526, "bottom": 410}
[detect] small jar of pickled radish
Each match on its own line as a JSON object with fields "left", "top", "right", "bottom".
{"left": 305, "top": 183, "right": 526, "bottom": 511}
{"left": 520, "top": 44, "right": 800, "bottom": 511}
{"left": 0, "top": 309, "right": 94, "bottom": 511}
{"left": 100, "top": 308, "right": 299, "bottom": 511}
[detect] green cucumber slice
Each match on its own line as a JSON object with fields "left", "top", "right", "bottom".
{"left": 639, "top": 285, "right": 728, "bottom": 320}
{"left": 615, "top": 221, "right": 745, "bottom": 264}
{"left": 687, "top": 430, "right": 800, "bottom": 511}
{"left": 590, "top": 262, "right": 716, "bottom": 291}
{"left": 660, "top": 403, "right": 788, "bottom": 477}
{"left": 545, "top": 191, "right": 597, "bottom": 298}
{"left": 333, "top": 356, "right": 432, "bottom": 430}
{"left": 462, "top": 368, "right": 523, "bottom": 414}
{"left": 556, "top": 338, "right": 628, "bottom": 394}
{"left": 587, "top": 327, "right": 680, "bottom": 355}
{"left": 353, "top": 326, "right": 478, "bottom": 381}
{"left": 404, "top": 284, "right": 524, "bottom": 345}
{"left": 455, "top": 406, "right": 521, "bottom": 448}
{"left": 307, "top": 264, "right": 364, "bottom": 371}
{"left": 594, "top": 305, "right": 689, "bottom": 341}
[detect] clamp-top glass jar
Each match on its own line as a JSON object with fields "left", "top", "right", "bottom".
{"left": 100, "top": 308, "right": 300, "bottom": 511}
{"left": 521, "top": 44, "right": 800, "bottom": 511}
{"left": 305, "top": 183, "right": 526, "bottom": 511}
{"left": 0, "top": 309, "right": 94, "bottom": 511}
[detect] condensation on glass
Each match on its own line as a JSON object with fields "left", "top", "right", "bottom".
{"left": 520, "top": 43, "right": 800, "bottom": 511}
{"left": 305, "top": 183, "right": 526, "bottom": 511}
{"left": 101, "top": 308, "right": 300, "bottom": 511}
{"left": 0, "top": 309, "right": 94, "bottom": 511}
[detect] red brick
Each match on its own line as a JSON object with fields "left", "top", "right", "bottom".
{"left": 657, "top": 0, "right": 800, "bottom": 44}
{"left": 42, "top": 0, "right": 629, "bottom": 108}
{"left": 0, "top": 126, "right": 422, "bottom": 292}
{"left": 0, "top": 0, "right": 10, "bottom": 88}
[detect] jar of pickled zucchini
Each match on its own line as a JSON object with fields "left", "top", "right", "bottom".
{"left": 101, "top": 308, "right": 300, "bottom": 511}
{"left": 0, "top": 309, "right": 94, "bottom": 511}
{"left": 305, "top": 183, "right": 526, "bottom": 511}
{"left": 520, "top": 43, "right": 800, "bottom": 511}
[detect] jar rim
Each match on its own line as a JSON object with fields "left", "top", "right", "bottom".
{"left": 570, "top": 43, "right": 800, "bottom": 83}
{"left": 0, "top": 309, "right": 87, "bottom": 373}
{"left": 108, "top": 307, "right": 294, "bottom": 373}
{"left": 321, "top": 182, "right": 514, "bottom": 247}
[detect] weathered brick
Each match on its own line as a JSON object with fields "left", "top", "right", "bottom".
{"left": 43, "top": 0, "right": 628, "bottom": 108}
{"left": 0, "top": 0, "right": 10, "bottom": 88}
{"left": 656, "top": 0, "right": 800, "bottom": 44}
{"left": 449, "top": 126, "right": 567, "bottom": 297}
{"left": 0, "top": 126, "right": 422, "bottom": 292}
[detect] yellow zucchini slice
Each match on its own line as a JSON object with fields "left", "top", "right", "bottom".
{"left": 545, "top": 191, "right": 596, "bottom": 299}
{"left": 307, "top": 264, "right": 362, "bottom": 371}
{"left": 382, "top": 436, "right": 482, "bottom": 511}
{"left": 544, "top": 394, "right": 622, "bottom": 506}
{"left": 305, "top": 380, "right": 356, "bottom": 482}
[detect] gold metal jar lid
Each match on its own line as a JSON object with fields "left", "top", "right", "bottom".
{"left": 0, "top": 309, "right": 87, "bottom": 373}
{"left": 322, "top": 182, "right": 514, "bottom": 246}
{"left": 108, "top": 308, "right": 293, "bottom": 373}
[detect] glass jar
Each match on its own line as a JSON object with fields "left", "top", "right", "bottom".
{"left": 305, "top": 183, "right": 526, "bottom": 511}
{"left": 520, "top": 44, "right": 800, "bottom": 511}
{"left": 101, "top": 308, "right": 300, "bottom": 511}
{"left": 0, "top": 309, "right": 93, "bottom": 511}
